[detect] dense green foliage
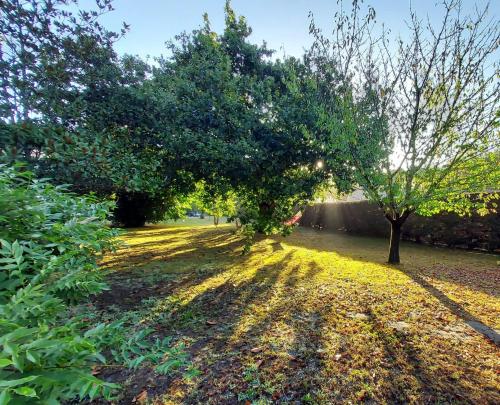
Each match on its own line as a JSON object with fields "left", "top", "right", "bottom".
{"left": 0, "top": 0, "right": 498, "bottom": 401}
{"left": 0, "top": 0, "right": 126, "bottom": 123}
{"left": 0, "top": 165, "right": 194, "bottom": 403}
{"left": 0, "top": 0, "right": 182, "bottom": 227}
{"left": 1, "top": 0, "right": 353, "bottom": 231}
{"left": 3, "top": 0, "right": 495, "bottom": 257}
{"left": 156, "top": 7, "right": 351, "bottom": 234}
{"left": 191, "top": 183, "right": 237, "bottom": 225}
{"left": 0, "top": 164, "right": 119, "bottom": 403}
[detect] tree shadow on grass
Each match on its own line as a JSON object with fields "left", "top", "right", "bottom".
{"left": 282, "top": 228, "right": 499, "bottom": 345}
{"left": 399, "top": 268, "right": 499, "bottom": 345}
{"left": 96, "top": 227, "right": 249, "bottom": 311}
{"left": 288, "top": 227, "right": 499, "bottom": 298}
{"left": 160, "top": 250, "right": 298, "bottom": 402}
{"left": 365, "top": 306, "right": 500, "bottom": 403}
{"left": 132, "top": 247, "right": 336, "bottom": 403}
{"left": 102, "top": 226, "right": 246, "bottom": 271}
{"left": 96, "top": 226, "right": 499, "bottom": 403}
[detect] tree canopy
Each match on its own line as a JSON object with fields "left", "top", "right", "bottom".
{"left": 1, "top": 0, "right": 356, "bottom": 232}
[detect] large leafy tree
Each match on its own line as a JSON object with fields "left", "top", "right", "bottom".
{"left": 0, "top": 0, "right": 127, "bottom": 124}
{"left": 0, "top": 0, "right": 193, "bottom": 227}
{"left": 2, "top": 0, "right": 356, "bottom": 231}
{"left": 34, "top": 54, "right": 194, "bottom": 227}
{"left": 158, "top": 3, "right": 352, "bottom": 235}
{"left": 309, "top": 0, "right": 499, "bottom": 263}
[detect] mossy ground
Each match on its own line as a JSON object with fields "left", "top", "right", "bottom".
{"left": 96, "top": 223, "right": 499, "bottom": 404}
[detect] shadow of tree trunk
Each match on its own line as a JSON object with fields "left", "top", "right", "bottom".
{"left": 401, "top": 268, "right": 499, "bottom": 345}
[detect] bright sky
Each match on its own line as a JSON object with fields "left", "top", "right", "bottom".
{"left": 83, "top": 0, "right": 498, "bottom": 60}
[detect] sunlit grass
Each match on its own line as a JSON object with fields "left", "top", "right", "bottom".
{"left": 100, "top": 224, "right": 500, "bottom": 404}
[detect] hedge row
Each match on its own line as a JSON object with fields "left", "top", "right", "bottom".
{"left": 300, "top": 201, "right": 500, "bottom": 252}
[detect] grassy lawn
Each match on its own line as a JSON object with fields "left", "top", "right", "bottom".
{"left": 96, "top": 223, "right": 499, "bottom": 404}
{"left": 161, "top": 216, "right": 226, "bottom": 227}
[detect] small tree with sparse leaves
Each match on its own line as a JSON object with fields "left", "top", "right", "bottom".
{"left": 308, "top": 0, "right": 499, "bottom": 263}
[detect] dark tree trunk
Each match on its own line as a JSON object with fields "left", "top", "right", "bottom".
{"left": 114, "top": 192, "right": 148, "bottom": 228}
{"left": 385, "top": 211, "right": 411, "bottom": 264}
{"left": 255, "top": 201, "right": 275, "bottom": 233}
{"left": 388, "top": 220, "right": 402, "bottom": 264}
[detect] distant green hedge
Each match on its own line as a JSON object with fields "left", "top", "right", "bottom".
{"left": 300, "top": 201, "right": 500, "bottom": 252}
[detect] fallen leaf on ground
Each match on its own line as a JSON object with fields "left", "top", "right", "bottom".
{"left": 250, "top": 347, "right": 262, "bottom": 353}
{"left": 132, "top": 390, "right": 148, "bottom": 403}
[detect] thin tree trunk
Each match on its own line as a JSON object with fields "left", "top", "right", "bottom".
{"left": 386, "top": 211, "right": 411, "bottom": 264}
{"left": 388, "top": 220, "right": 402, "bottom": 264}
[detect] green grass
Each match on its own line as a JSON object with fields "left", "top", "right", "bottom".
{"left": 99, "top": 224, "right": 500, "bottom": 404}
{"left": 161, "top": 216, "right": 227, "bottom": 227}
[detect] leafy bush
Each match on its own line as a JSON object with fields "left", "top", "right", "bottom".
{"left": 0, "top": 164, "right": 119, "bottom": 403}
{"left": 0, "top": 164, "right": 197, "bottom": 404}
{"left": 77, "top": 308, "right": 199, "bottom": 379}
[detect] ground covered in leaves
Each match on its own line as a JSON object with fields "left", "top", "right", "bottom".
{"left": 94, "top": 223, "right": 499, "bottom": 404}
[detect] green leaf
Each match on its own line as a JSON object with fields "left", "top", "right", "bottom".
{"left": 13, "top": 387, "right": 37, "bottom": 398}
{"left": 0, "top": 375, "right": 38, "bottom": 388}
{"left": 10, "top": 352, "right": 24, "bottom": 372}
{"left": 0, "top": 359, "right": 12, "bottom": 369}
{"left": 25, "top": 351, "right": 40, "bottom": 365}
{"left": 78, "top": 380, "right": 92, "bottom": 399}
{"left": 0, "top": 389, "right": 11, "bottom": 405}
{"left": 12, "top": 242, "right": 22, "bottom": 260}
{"left": 2, "top": 327, "right": 33, "bottom": 343}
{"left": 88, "top": 383, "right": 100, "bottom": 400}
{"left": 0, "top": 240, "right": 11, "bottom": 251}
{"left": 2, "top": 343, "right": 16, "bottom": 356}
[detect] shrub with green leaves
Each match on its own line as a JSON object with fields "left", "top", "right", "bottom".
{"left": 0, "top": 164, "right": 120, "bottom": 404}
